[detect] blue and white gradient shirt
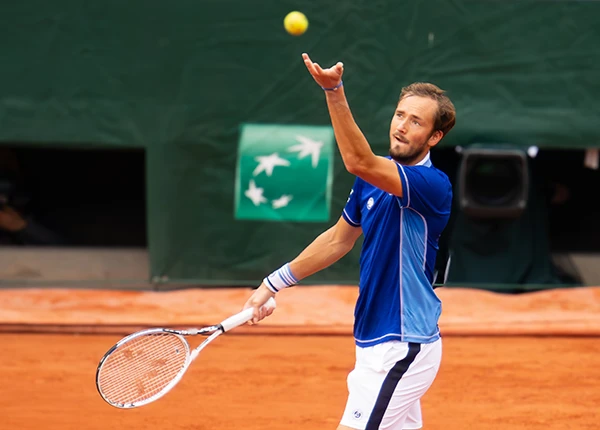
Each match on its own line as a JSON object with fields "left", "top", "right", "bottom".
{"left": 341, "top": 152, "right": 452, "bottom": 347}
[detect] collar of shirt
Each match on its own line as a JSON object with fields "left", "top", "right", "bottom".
{"left": 415, "top": 151, "right": 432, "bottom": 167}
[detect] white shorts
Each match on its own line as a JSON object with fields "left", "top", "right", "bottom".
{"left": 339, "top": 338, "right": 442, "bottom": 430}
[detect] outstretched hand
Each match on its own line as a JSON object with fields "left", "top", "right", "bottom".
{"left": 302, "top": 53, "right": 344, "bottom": 90}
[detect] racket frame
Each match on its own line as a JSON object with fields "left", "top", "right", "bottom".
{"left": 95, "top": 298, "right": 275, "bottom": 408}
{"left": 95, "top": 327, "right": 222, "bottom": 408}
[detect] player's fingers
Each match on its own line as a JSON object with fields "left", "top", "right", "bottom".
{"left": 314, "top": 63, "right": 331, "bottom": 77}
{"left": 302, "top": 54, "right": 319, "bottom": 76}
{"left": 306, "top": 62, "right": 319, "bottom": 77}
{"left": 252, "top": 306, "right": 264, "bottom": 324}
{"left": 265, "top": 307, "right": 275, "bottom": 317}
{"left": 247, "top": 304, "right": 261, "bottom": 325}
{"left": 301, "top": 54, "right": 312, "bottom": 67}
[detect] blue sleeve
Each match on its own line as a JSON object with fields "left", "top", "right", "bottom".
{"left": 396, "top": 165, "right": 452, "bottom": 215}
{"left": 341, "top": 177, "right": 362, "bottom": 227}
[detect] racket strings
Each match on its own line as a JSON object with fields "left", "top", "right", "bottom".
{"left": 98, "top": 333, "right": 188, "bottom": 405}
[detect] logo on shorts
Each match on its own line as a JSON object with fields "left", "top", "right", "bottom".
{"left": 353, "top": 410, "right": 363, "bottom": 419}
{"left": 366, "top": 197, "right": 374, "bottom": 210}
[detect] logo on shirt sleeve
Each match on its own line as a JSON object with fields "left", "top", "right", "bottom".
{"left": 366, "top": 197, "right": 374, "bottom": 210}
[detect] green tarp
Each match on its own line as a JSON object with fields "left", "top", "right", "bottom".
{"left": 1, "top": 1, "right": 598, "bottom": 285}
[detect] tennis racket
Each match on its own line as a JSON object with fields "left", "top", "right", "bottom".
{"left": 95, "top": 297, "right": 276, "bottom": 409}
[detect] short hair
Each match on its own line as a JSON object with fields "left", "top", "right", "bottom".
{"left": 399, "top": 83, "right": 456, "bottom": 137}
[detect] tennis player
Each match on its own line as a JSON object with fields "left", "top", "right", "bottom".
{"left": 243, "top": 52, "right": 456, "bottom": 430}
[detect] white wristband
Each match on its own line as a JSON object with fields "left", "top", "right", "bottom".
{"left": 263, "top": 263, "right": 298, "bottom": 293}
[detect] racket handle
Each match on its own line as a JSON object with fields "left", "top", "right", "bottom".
{"left": 220, "top": 297, "right": 277, "bottom": 333}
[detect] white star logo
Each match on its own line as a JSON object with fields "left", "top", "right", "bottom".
{"left": 272, "top": 195, "right": 293, "bottom": 209}
{"left": 244, "top": 180, "right": 267, "bottom": 206}
{"left": 288, "top": 135, "right": 324, "bottom": 168}
{"left": 253, "top": 153, "right": 291, "bottom": 177}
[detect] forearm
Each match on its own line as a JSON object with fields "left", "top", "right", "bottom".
{"left": 247, "top": 223, "right": 355, "bottom": 315}
{"left": 324, "top": 88, "right": 376, "bottom": 171}
{"left": 288, "top": 226, "right": 353, "bottom": 281}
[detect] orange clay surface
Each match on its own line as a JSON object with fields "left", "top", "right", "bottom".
{"left": 1, "top": 334, "right": 599, "bottom": 430}
{"left": 1, "top": 286, "right": 599, "bottom": 336}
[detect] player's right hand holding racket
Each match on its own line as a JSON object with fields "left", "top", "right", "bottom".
{"left": 243, "top": 284, "right": 276, "bottom": 324}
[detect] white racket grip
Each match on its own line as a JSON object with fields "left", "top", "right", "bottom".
{"left": 220, "top": 297, "right": 276, "bottom": 333}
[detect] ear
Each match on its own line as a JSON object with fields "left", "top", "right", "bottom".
{"left": 428, "top": 130, "right": 443, "bottom": 148}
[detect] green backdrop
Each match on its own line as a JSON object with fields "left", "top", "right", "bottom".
{"left": 0, "top": 0, "right": 599, "bottom": 286}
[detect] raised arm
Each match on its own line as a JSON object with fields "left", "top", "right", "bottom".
{"left": 302, "top": 53, "right": 403, "bottom": 196}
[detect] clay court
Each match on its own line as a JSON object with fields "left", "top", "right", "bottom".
{"left": 1, "top": 285, "right": 599, "bottom": 429}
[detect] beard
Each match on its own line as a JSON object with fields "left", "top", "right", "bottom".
{"left": 389, "top": 132, "right": 434, "bottom": 165}
{"left": 389, "top": 145, "right": 422, "bottom": 165}
{"left": 389, "top": 140, "right": 428, "bottom": 165}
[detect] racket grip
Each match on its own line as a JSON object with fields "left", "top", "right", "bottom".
{"left": 220, "top": 297, "right": 276, "bottom": 333}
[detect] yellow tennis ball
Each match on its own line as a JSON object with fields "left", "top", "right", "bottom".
{"left": 284, "top": 11, "right": 308, "bottom": 36}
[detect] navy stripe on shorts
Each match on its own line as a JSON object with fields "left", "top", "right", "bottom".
{"left": 365, "top": 342, "right": 421, "bottom": 430}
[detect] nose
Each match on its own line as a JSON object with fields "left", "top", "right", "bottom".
{"left": 396, "top": 118, "right": 408, "bottom": 134}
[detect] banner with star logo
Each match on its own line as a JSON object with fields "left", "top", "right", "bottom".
{"left": 234, "top": 123, "right": 334, "bottom": 222}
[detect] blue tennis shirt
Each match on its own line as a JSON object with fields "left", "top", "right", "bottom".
{"left": 341, "top": 153, "right": 452, "bottom": 347}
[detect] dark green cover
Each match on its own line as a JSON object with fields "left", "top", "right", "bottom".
{"left": 1, "top": 1, "right": 598, "bottom": 285}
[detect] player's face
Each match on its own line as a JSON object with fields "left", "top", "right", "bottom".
{"left": 389, "top": 95, "right": 442, "bottom": 165}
